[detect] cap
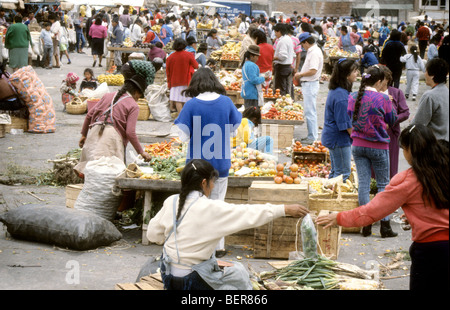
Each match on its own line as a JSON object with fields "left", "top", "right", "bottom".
{"left": 247, "top": 44, "right": 260, "bottom": 56}
{"left": 298, "top": 32, "right": 311, "bottom": 43}
{"left": 66, "top": 72, "right": 79, "bottom": 84}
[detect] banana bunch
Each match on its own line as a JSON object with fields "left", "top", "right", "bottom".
{"left": 97, "top": 74, "right": 125, "bottom": 86}
{"left": 197, "top": 21, "right": 213, "bottom": 29}
{"left": 139, "top": 173, "right": 161, "bottom": 180}
{"left": 220, "top": 42, "right": 241, "bottom": 60}
{"left": 339, "top": 179, "right": 355, "bottom": 193}
{"left": 151, "top": 25, "right": 161, "bottom": 34}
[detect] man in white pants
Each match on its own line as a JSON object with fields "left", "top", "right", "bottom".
{"left": 294, "top": 32, "right": 323, "bottom": 145}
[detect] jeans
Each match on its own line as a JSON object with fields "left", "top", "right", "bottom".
{"left": 328, "top": 145, "right": 352, "bottom": 181}
{"left": 76, "top": 31, "right": 86, "bottom": 52}
{"left": 42, "top": 45, "right": 53, "bottom": 67}
{"left": 352, "top": 146, "right": 390, "bottom": 221}
{"left": 302, "top": 80, "right": 320, "bottom": 141}
{"left": 248, "top": 136, "right": 274, "bottom": 154}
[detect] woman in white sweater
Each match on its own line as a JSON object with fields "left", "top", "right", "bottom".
{"left": 147, "top": 159, "right": 309, "bottom": 290}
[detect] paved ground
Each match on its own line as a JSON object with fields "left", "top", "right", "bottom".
{"left": 0, "top": 50, "right": 431, "bottom": 290}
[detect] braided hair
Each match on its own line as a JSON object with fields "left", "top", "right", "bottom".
{"left": 176, "top": 159, "right": 219, "bottom": 221}
{"left": 352, "top": 66, "right": 385, "bottom": 121}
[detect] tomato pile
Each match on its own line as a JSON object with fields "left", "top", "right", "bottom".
{"left": 144, "top": 138, "right": 183, "bottom": 159}
{"left": 292, "top": 140, "right": 329, "bottom": 153}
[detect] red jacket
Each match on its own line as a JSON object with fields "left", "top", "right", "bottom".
{"left": 416, "top": 26, "right": 430, "bottom": 41}
{"left": 256, "top": 43, "right": 274, "bottom": 73}
{"left": 166, "top": 50, "right": 199, "bottom": 89}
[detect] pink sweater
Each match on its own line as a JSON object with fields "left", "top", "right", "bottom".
{"left": 337, "top": 168, "right": 449, "bottom": 243}
{"left": 89, "top": 24, "right": 107, "bottom": 39}
{"left": 81, "top": 92, "right": 144, "bottom": 155}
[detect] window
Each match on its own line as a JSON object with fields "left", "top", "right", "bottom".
{"left": 422, "top": 0, "right": 439, "bottom": 6}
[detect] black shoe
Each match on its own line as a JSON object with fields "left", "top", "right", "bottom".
{"left": 405, "top": 94, "right": 409, "bottom": 99}
{"left": 380, "top": 220, "right": 398, "bottom": 238}
{"left": 215, "top": 250, "right": 227, "bottom": 258}
{"left": 362, "top": 225, "right": 372, "bottom": 237}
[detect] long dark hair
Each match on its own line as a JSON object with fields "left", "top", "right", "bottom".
{"left": 410, "top": 45, "right": 419, "bottom": 63}
{"left": 329, "top": 59, "right": 358, "bottom": 92}
{"left": 352, "top": 65, "right": 385, "bottom": 121}
{"left": 182, "top": 67, "right": 226, "bottom": 97}
{"left": 399, "top": 124, "right": 449, "bottom": 209}
{"left": 242, "top": 106, "right": 262, "bottom": 126}
{"left": 177, "top": 159, "right": 219, "bottom": 220}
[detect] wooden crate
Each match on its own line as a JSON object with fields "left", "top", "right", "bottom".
{"left": 0, "top": 124, "right": 5, "bottom": 138}
{"left": 225, "top": 187, "right": 253, "bottom": 246}
{"left": 65, "top": 184, "right": 84, "bottom": 208}
{"left": 4, "top": 116, "right": 28, "bottom": 133}
{"left": 115, "top": 273, "right": 164, "bottom": 290}
{"left": 249, "top": 181, "right": 309, "bottom": 259}
{"left": 261, "top": 124, "right": 294, "bottom": 149}
{"left": 315, "top": 210, "right": 341, "bottom": 260}
{"left": 292, "top": 151, "right": 329, "bottom": 164}
{"left": 220, "top": 59, "right": 240, "bottom": 70}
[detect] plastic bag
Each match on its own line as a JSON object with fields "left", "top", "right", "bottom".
{"left": 145, "top": 84, "right": 172, "bottom": 122}
{"left": 80, "top": 82, "right": 109, "bottom": 99}
{"left": 0, "top": 205, "right": 122, "bottom": 251}
{"left": 74, "top": 156, "right": 126, "bottom": 221}
{"left": 301, "top": 214, "right": 318, "bottom": 259}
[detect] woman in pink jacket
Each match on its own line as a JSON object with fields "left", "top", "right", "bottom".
{"left": 317, "top": 124, "right": 449, "bottom": 291}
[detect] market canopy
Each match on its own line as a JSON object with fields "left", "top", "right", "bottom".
{"left": 194, "top": 1, "right": 231, "bottom": 8}
{"left": 167, "top": 0, "right": 194, "bottom": 7}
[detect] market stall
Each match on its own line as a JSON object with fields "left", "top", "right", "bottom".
{"left": 106, "top": 46, "right": 150, "bottom": 70}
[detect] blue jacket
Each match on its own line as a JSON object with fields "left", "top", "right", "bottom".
{"left": 362, "top": 51, "right": 379, "bottom": 67}
{"left": 241, "top": 60, "right": 265, "bottom": 100}
{"left": 160, "top": 24, "right": 173, "bottom": 45}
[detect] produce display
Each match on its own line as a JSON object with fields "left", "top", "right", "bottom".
{"left": 144, "top": 138, "right": 183, "bottom": 159}
{"left": 262, "top": 95, "right": 304, "bottom": 121}
{"left": 273, "top": 163, "right": 302, "bottom": 184}
{"left": 292, "top": 140, "right": 328, "bottom": 153}
{"left": 229, "top": 143, "right": 277, "bottom": 177}
{"left": 255, "top": 255, "right": 381, "bottom": 290}
{"left": 216, "top": 41, "right": 241, "bottom": 61}
{"left": 97, "top": 74, "right": 125, "bottom": 86}
{"left": 217, "top": 69, "right": 242, "bottom": 91}
{"left": 328, "top": 47, "right": 359, "bottom": 58}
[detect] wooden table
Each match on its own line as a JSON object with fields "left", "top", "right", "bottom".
{"left": 115, "top": 175, "right": 274, "bottom": 245}
{"left": 106, "top": 46, "right": 151, "bottom": 70}
{"left": 226, "top": 90, "right": 244, "bottom": 106}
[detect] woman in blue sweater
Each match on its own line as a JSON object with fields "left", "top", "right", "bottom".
{"left": 174, "top": 67, "right": 242, "bottom": 255}
{"left": 321, "top": 58, "right": 359, "bottom": 181}
{"left": 240, "top": 45, "right": 266, "bottom": 109}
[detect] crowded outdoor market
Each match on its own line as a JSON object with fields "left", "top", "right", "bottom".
{"left": 0, "top": 0, "right": 448, "bottom": 293}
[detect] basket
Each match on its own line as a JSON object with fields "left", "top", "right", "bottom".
{"left": 5, "top": 116, "right": 28, "bottom": 133}
{"left": 137, "top": 99, "right": 150, "bottom": 121}
{"left": 66, "top": 97, "right": 87, "bottom": 115}
{"left": 126, "top": 163, "right": 143, "bottom": 178}
{"left": 309, "top": 187, "right": 361, "bottom": 233}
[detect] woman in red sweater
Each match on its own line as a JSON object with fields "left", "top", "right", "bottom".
{"left": 254, "top": 29, "right": 274, "bottom": 92}
{"left": 317, "top": 124, "right": 449, "bottom": 291}
{"left": 166, "top": 38, "right": 199, "bottom": 113}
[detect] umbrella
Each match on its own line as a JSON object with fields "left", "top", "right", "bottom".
{"left": 194, "top": 1, "right": 231, "bottom": 9}
{"left": 167, "top": 0, "right": 194, "bottom": 6}
{"left": 409, "top": 15, "right": 432, "bottom": 22}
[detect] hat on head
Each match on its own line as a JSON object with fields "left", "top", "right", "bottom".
{"left": 142, "top": 22, "right": 149, "bottom": 29}
{"left": 247, "top": 44, "right": 260, "bottom": 56}
{"left": 66, "top": 72, "right": 79, "bottom": 84}
{"left": 186, "top": 36, "right": 197, "bottom": 45}
{"left": 298, "top": 32, "right": 311, "bottom": 42}
{"left": 128, "top": 74, "right": 147, "bottom": 94}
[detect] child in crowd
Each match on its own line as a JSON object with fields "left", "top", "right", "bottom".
{"left": 60, "top": 72, "right": 79, "bottom": 111}
{"left": 40, "top": 22, "right": 53, "bottom": 69}
{"left": 232, "top": 106, "right": 274, "bottom": 154}
{"left": 79, "top": 68, "right": 98, "bottom": 92}
{"left": 400, "top": 45, "right": 425, "bottom": 101}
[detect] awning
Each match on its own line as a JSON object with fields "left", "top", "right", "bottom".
{"left": 194, "top": 1, "right": 231, "bottom": 9}
{"left": 167, "top": 0, "right": 193, "bottom": 7}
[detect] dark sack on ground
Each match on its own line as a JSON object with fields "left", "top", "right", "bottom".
{"left": 0, "top": 205, "right": 122, "bottom": 251}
